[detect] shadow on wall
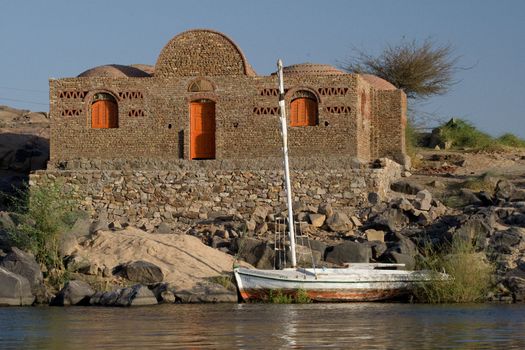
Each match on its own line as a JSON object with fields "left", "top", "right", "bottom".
{"left": 0, "top": 133, "right": 49, "bottom": 209}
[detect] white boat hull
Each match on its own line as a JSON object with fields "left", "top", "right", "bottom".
{"left": 233, "top": 266, "right": 436, "bottom": 302}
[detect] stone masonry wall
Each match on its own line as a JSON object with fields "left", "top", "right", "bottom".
{"left": 30, "top": 158, "right": 401, "bottom": 231}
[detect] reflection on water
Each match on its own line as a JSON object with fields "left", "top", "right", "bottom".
{"left": 0, "top": 303, "right": 524, "bottom": 349}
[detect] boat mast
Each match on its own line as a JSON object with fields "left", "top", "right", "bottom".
{"left": 277, "top": 59, "right": 297, "bottom": 268}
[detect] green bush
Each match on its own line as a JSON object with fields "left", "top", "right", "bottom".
{"left": 6, "top": 179, "right": 77, "bottom": 272}
{"left": 497, "top": 133, "right": 525, "bottom": 148}
{"left": 414, "top": 238, "right": 494, "bottom": 303}
{"left": 438, "top": 118, "right": 494, "bottom": 150}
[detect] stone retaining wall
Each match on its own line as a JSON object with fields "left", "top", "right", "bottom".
{"left": 30, "top": 158, "right": 401, "bottom": 230}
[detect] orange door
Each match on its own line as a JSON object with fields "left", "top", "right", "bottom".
{"left": 92, "top": 100, "right": 118, "bottom": 128}
{"left": 190, "top": 101, "right": 216, "bottom": 159}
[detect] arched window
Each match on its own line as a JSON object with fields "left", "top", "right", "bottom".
{"left": 91, "top": 93, "right": 118, "bottom": 128}
{"left": 290, "top": 90, "right": 318, "bottom": 127}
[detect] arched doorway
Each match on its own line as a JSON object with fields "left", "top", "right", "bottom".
{"left": 190, "top": 99, "right": 216, "bottom": 159}
{"left": 91, "top": 93, "right": 118, "bottom": 128}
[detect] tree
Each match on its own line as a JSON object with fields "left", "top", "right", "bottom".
{"left": 343, "top": 38, "right": 460, "bottom": 100}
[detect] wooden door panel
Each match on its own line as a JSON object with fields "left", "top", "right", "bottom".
{"left": 190, "top": 101, "right": 215, "bottom": 159}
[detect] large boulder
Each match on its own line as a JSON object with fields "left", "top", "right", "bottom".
{"left": 173, "top": 282, "right": 237, "bottom": 303}
{"left": 325, "top": 211, "right": 353, "bottom": 232}
{"left": 113, "top": 260, "right": 164, "bottom": 284}
{"left": 494, "top": 179, "right": 516, "bottom": 202}
{"left": 91, "top": 284, "right": 158, "bottom": 306}
{"left": 454, "top": 216, "right": 493, "bottom": 249}
{"left": 0, "top": 247, "right": 44, "bottom": 300}
{"left": 0, "top": 267, "right": 34, "bottom": 306}
{"left": 390, "top": 180, "right": 424, "bottom": 195}
{"left": 372, "top": 208, "right": 409, "bottom": 232}
{"left": 232, "top": 237, "right": 275, "bottom": 269}
{"left": 414, "top": 190, "right": 432, "bottom": 211}
{"left": 51, "top": 280, "right": 95, "bottom": 306}
{"left": 324, "top": 241, "right": 371, "bottom": 264}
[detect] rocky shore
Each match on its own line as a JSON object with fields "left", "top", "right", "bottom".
{"left": 1, "top": 105, "right": 525, "bottom": 306}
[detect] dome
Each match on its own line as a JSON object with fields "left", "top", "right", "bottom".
{"left": 360, "top": 74, "right": 396, "bottom": 90}
{"left": 155, "top": 29, "right": 256, "bottom": 77}
{"left": 78, "top": 64, "right": 152, "bottom": 78}
{"left": 129, "top": 64, "right": 155, "bottom": 75}
{"left": 278, "top": 63, "right": 345, "bottom": 76}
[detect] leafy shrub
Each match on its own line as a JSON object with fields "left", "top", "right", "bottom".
{"left": 6, "top": 179, "right": 77, "bottom": 272}
{"left": 438, "top": 118, "right": 494, "bottom": 150}
{"left": 414, "top": 238, "right": 494, "bottom": 303}
{"left": 497, "top": 133, "right": 525, "bottom": 148}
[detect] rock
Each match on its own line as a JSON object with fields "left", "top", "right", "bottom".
{"left": 0, "top": 211, "right": 15, "bottom": 250}
{"left": 459, "top": 188, "right": 482, "bottom": 206}
{"left": 368, "top": 192, "right": 380, "bottom": 205}
{"left": 116, "top": 284, "right": 158, "bottom": 306}
{"left": 455, "top": 216, "right": 493, "bottom": 249}
{"left": 495, "top": 179, "right": 516, "bottom": 202}
{"left": 51, "top": 280, "right": 95, "bottom": 306}
{"left": 0, "top": 247, "right": 44, "bottom": 300}
{"left": 390, "top": 180, "right": 424, "bottom": 195}
{"left": 324, "top": 241, "right": 371, "bottom": 264}
{"left": 160, "top": 290, "right": 176, "bottom": 303}
{"left": 505, "top": 276, "right": 525, "bottom": 302}
{"left": 382, "top": 252, "right": 416, "bottom": 270}
{"left": 308, "top": 213, "right": 326, "bottom": 227}
{"left": 109, "top": 221, "right": 123, "bottom": 230}
{"left": 325, "top": 211, "right": 353, "bottom": 232}
{"left": 510, "top": 189, "right": 525, "bottom": 202}
{"left": 156, "top": 222, "right": 173, "bottom": 234}
{"left": 414, "top": 190, "right": 432, "bottom": 211}
{"left": 365, "top": 229, "right": 385, "bottom": 243}
{"left": 245, "top": 219, "right": 256, "bottom": 232}
{"left": 318, "top": 203, "right": 333, "bottom": 218}
{"left": 429, "top": 180, "right": 445, "bottom": 189}
{"left": 390, "top": 233, "right": 418, "bottom": 257}
{"left": 368, "top": 241, "right": 387, "bottom": 260}
{"left": 114, "top": 260, "right": 164, "bottom": 284}
{"left": 173, "top": 282, "right": 237, "bottom": 303}
{"left": 490, "top": 227, "right": 522, "bottom": 251}
{"left": 231, "top": 237, "right": 274, "bottom": 269}
{"left": 0, "top": 267, "right": 34, "bottom": 306}
{"left": 372, "top": 208, "right": 409, "bottom": 232}
{"left": 254, "top": 222, "right": 268, "bottom": 235}
{"left": 350, "top": 216, "right": 362, "bottom": 227}
{"left": 252, "top": 206, "right": 269, "bottom": 223}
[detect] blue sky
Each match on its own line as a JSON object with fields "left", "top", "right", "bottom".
{"left": 1, "top": 0, "right": 524, "bottom": 137}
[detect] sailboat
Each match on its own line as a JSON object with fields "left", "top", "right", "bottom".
{"left": 233, "top": 60, "right": 440, "bottom": 302}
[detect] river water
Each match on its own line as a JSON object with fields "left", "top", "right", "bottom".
{"left": 1, "top": 303, "right": 524, "bottom": 349}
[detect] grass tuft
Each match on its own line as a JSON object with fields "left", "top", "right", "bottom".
{"left": 414, "top": 237, "right": 494, "bottom": 303}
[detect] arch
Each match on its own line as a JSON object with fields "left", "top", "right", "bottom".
{"left": 155, "top": 29, "right": 256, "bottom": 77}
{"left": 91, "top": 92, "right": 118, "bottom": 128}
{"left": 188, "top": 78, "right": 215, "bottom": 92}
{"left": 190, "top": 99, "right": 216, "bottom": 159}
{"left": 289, "top": 89, "right": 319, "bottom": 127}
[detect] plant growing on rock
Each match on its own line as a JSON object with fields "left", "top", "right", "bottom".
{"left": 6, "top": 179, "right": 78, "bottom": 277}
{"left": 414, "top": 237, "right": 494, "bottom": 303}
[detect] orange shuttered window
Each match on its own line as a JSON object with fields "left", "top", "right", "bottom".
{"left": 91, "top": 99, "right": 118, "bottom": 129}
{"left": 290, "top": 98, "right": 317, "bottom": 126}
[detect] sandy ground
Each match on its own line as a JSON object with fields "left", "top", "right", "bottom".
{"left": 75, "top": 227, "right": 243, "bottom": 289}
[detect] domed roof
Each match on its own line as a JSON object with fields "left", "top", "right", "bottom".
{"left": 360, "top": 74, "right": 396, "bottom": 90}
{"left": 78, "top": 64, "right": 152, "bottom": 78}
{"left": 129, "top": 64, "right": 155, "bottom": 75}
{"left": 279, "top": 63, "right": 345, "bottom": 76}
{"left": 155, "top": 29, "right": 256, "bottom": 77}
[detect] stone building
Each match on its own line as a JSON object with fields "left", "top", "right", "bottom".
{"left": 49, "top": 29, "right": 407, "bottom": 167}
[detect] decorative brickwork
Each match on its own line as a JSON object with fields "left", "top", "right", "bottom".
{"left": 61, "top": 109, "right": 82, "bottom": 117}
{"left": 128, "top": 109, "right": 145, "bottom": 117}
{"left": 326, "top": 106, "right": 351, "bottom": 114}
{"left": 118, "top": 91, "right": 143, "bottom": 99}
{"left": 48, "top": 29, "right": 407, "bottom": 167}
{"left": 318, "top": 87, "right": 348, "bottom": 96}
{"left": 253, "top": 107, "right": 279, "bottom": 115}
{"left": 59, "top": 91, "right": 87, "bottom": 99}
